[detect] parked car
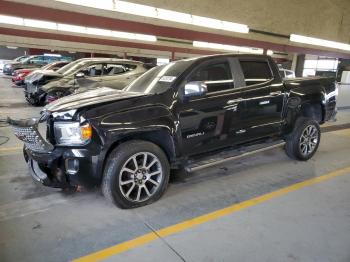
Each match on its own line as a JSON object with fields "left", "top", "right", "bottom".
{"left": 24, "top": 58, "right": 149, "bottom": 106}
{"left": 8, "top": 54, "right": 337, "bottom": 208}
{"left": 279, "top": 68, "right": 295, "bottom": 79}
{"left": 3, "top": 54, "right": 71, "bottom": 75}
{"left": 1, "top": 56, "right": 27, "bottom": 74}
{"left": 12, "top": 61, "right": 70, "bottom": 86}
{"left": 0, "top": 59, "right": 11, "bottom": 73}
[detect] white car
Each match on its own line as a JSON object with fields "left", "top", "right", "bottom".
{"left": 0, "top": 59, "right": 11, "bottom": 73}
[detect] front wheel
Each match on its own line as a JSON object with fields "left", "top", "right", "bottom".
{"left": 102, "top": 140, "right": 170, "bottom": 208}
{"left": 285, "top": 118, "right": 321, "bottom": 161}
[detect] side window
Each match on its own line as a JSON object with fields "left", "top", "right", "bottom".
{"left": 29, "top": 56, "right": 45, "bottom": 65}
{"left": 103, "top": 64, "right": 126, "bottom": 75}
{"left": 80, "top": 64, "right": 103, "bottom": 77}
{"left": 189, "top": 62, "right": 234, "bottom": 93}
{"left": 240, "top": 61, "right": 273, "bottom": 86}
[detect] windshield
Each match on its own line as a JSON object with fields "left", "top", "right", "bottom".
{"left": 20, "top": 56, "right": 35, "bottom": 64}
{"left": 124, "top": 60, "right": 193, "bottom": 94}
{"left": 56, "top": 60, "right": 89, "bottom": 76}
{"left": 14, "top": 56, "right": 27, "bottom": 62}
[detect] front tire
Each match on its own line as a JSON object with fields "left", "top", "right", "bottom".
{"left": 285, "top": 117, "right": 321, "bottom": 161}
{"left": 102, "top": 140, "right": 170, "bottom": 208}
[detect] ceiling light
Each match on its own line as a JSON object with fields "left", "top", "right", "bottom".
{"left": 0, "top": 15, "right": 23, "bottom": 26}
{"left": 6, "top": 46, "right": 18, "bottom": 49}
{"left": 24, "top": 18, "right": 57, "bottom": 30}
{"left": 193, "top": 41, "right": 263, "bottom": 54}
{"left": 0, "top": 15, "right": 156, "bottom": 42}
{"left": 55, "top": 0, "right": 249, "bottom": 34}
{"left": 290, "top": 34, "right": 350, "bottom": 52}
{"left": 157, "top": 9, "right": 192, "bottom": 24}
{"left": 116, "top": 1, "right": 158, "bottom": 18}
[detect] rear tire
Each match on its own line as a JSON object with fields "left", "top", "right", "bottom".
{"left": 102, "top": 140, "right": 170, "bottom": 209}
{"left": 285, "top": 117, "right": 321, "bottom": 161}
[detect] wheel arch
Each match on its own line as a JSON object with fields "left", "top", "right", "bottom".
{"left": 101, "top": 129, "right": 177, "bottom": 178}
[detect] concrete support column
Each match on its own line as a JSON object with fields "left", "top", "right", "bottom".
{"left": 171, "top": 51, "right": 175, "bottom": 61}
{"left": 291, "top": 53, "right": 298, "bottom": 72}
{"left": 295, "top": 54, "right": 305, "bottom": 77}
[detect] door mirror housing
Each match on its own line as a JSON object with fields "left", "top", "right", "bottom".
{"left": 184, "top": 81, "right": 207, "bottom": 98}
{"left": 75, "top": 72, "right": 85, "bottom": 78}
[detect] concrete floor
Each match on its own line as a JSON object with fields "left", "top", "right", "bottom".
{"left": 1, "top": 76, "right": 350, "bottom": 262}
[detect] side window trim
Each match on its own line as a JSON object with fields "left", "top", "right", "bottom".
{"left": 184, "top": 57, "right": 235, "bottom": 95}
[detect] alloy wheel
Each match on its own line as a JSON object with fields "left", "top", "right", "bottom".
{"left": 119, "top": 152, "right": 163, "bottom": 202}
{"left": 299, "top": 125, "right": 319, "bottom": 156}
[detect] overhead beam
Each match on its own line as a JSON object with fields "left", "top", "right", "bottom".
{"left": 0, "top": 0, "right": 349, "bottom": 58}
{"left": 0, "top": 27, "right": 218, "bottom": 56}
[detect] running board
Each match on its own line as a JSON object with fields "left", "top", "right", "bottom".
{"left": 185, "top": 140, "right": 285, "bottom": 173}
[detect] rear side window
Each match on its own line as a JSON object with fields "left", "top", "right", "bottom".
{"left": 189, "top": 62, "right": 234, "bottom": 93}
{"left": 240, "top": 61, "right": 273, "bottom": 86}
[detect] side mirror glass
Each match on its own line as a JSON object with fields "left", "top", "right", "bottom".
{"left": 184, "top": 81, "right": 207, "bottom": 98}
{"left": 75, "top": 72, "right": 85, "bottom": 78}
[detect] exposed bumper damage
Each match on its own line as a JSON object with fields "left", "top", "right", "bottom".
{"left": 8, "top": 116, "right": 100, "bottom": 188}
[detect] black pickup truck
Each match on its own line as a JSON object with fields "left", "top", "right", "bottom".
{"left": 8, "top": 54, "right": 337, "bottom": 208}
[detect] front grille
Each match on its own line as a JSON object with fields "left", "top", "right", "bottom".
{"left": 8, "top": 115, "right": 54, "bottom": 153}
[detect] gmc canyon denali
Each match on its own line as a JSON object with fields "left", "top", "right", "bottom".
{"left": 8, "top": 54, "right": 337, "bottom": 208}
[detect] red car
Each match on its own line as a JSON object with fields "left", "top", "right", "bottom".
{"left": 12, "top": 68, "right": 35, "bottom": 86}
{"left": 12, "top": 61, "right": 70, "bottom": 86}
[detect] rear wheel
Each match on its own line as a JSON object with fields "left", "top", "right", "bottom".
{"left": 285, "top": 118, "right": 321, "bottom": 161}
{"left": 102, "top": 140, "right": 170, "bottom": 208}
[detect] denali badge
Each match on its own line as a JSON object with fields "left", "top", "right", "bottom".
{"left": 186, "top": 132, "right": 205, "bottom": 139}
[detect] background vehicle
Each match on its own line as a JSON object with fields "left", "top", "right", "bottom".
{"left": 9, "top": 54, "right": 337, "bottom": 208}
{"left": 12, "top": 61, "right": 70, "bottom": 86}
{"left": 1, "top": 56, "right": 27, "bottom": 74}
{"left": 24, "top": 58, "right": 149, "bottom": 105}
{"left": 3, "top": 54, "right": 71, "bottom": 75}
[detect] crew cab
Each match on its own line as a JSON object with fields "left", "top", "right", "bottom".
{"left": 8, "top": 54, "right": 337, "bottom": 208}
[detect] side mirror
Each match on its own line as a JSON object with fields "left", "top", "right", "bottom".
{"left": 184, "top": 81, "right": 207, "bottom": 98}
{"left": 75, "top": 72, "right": 85, "bottom": 78}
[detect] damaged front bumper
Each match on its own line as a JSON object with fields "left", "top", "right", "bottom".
{"left": 8, "top": 116, "right": 100, "bottom": 188}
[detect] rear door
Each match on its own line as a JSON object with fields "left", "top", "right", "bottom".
{"left": 234, "top": 58, "right": 284, "bottom": 141}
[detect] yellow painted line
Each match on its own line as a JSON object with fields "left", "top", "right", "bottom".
{"left": 73, "top": 165, "right": 350, "bottom": 262}
{"left": 0, "top": 146, "right": 22, "bottom": 152}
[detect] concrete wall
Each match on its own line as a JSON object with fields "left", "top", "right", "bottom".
{"left": 0, "top": 46, "right": 27, "bottom": 60}
{"left": 338, "top": 84, "right": 350, "bottom": 109}
{"left": 131, "top": 0, "right": 350, "bottom": 43}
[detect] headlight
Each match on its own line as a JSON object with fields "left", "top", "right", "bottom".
{"left": 5, "top": 64, "right": 12, "bottom": 68}
{"left": 54, "top": 122, "right": 92, "bottom": 145}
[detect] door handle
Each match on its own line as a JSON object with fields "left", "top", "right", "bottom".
{"left": 227, "top": 98, "right": 244, "bottom": 104}
{"left": 270, "top": 91, "right": 282, "bottom": 97}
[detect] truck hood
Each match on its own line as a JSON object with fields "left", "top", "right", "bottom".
{"left": 44, "top": 87, "right": 146, "bottom": 112}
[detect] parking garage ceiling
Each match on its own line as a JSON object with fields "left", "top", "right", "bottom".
{"left": 0, "top": 0, "right": 350, "bottom": 58}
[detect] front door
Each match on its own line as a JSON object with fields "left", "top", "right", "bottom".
{"left": 178, "top": 58, "right": 244, "bottom": 156}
